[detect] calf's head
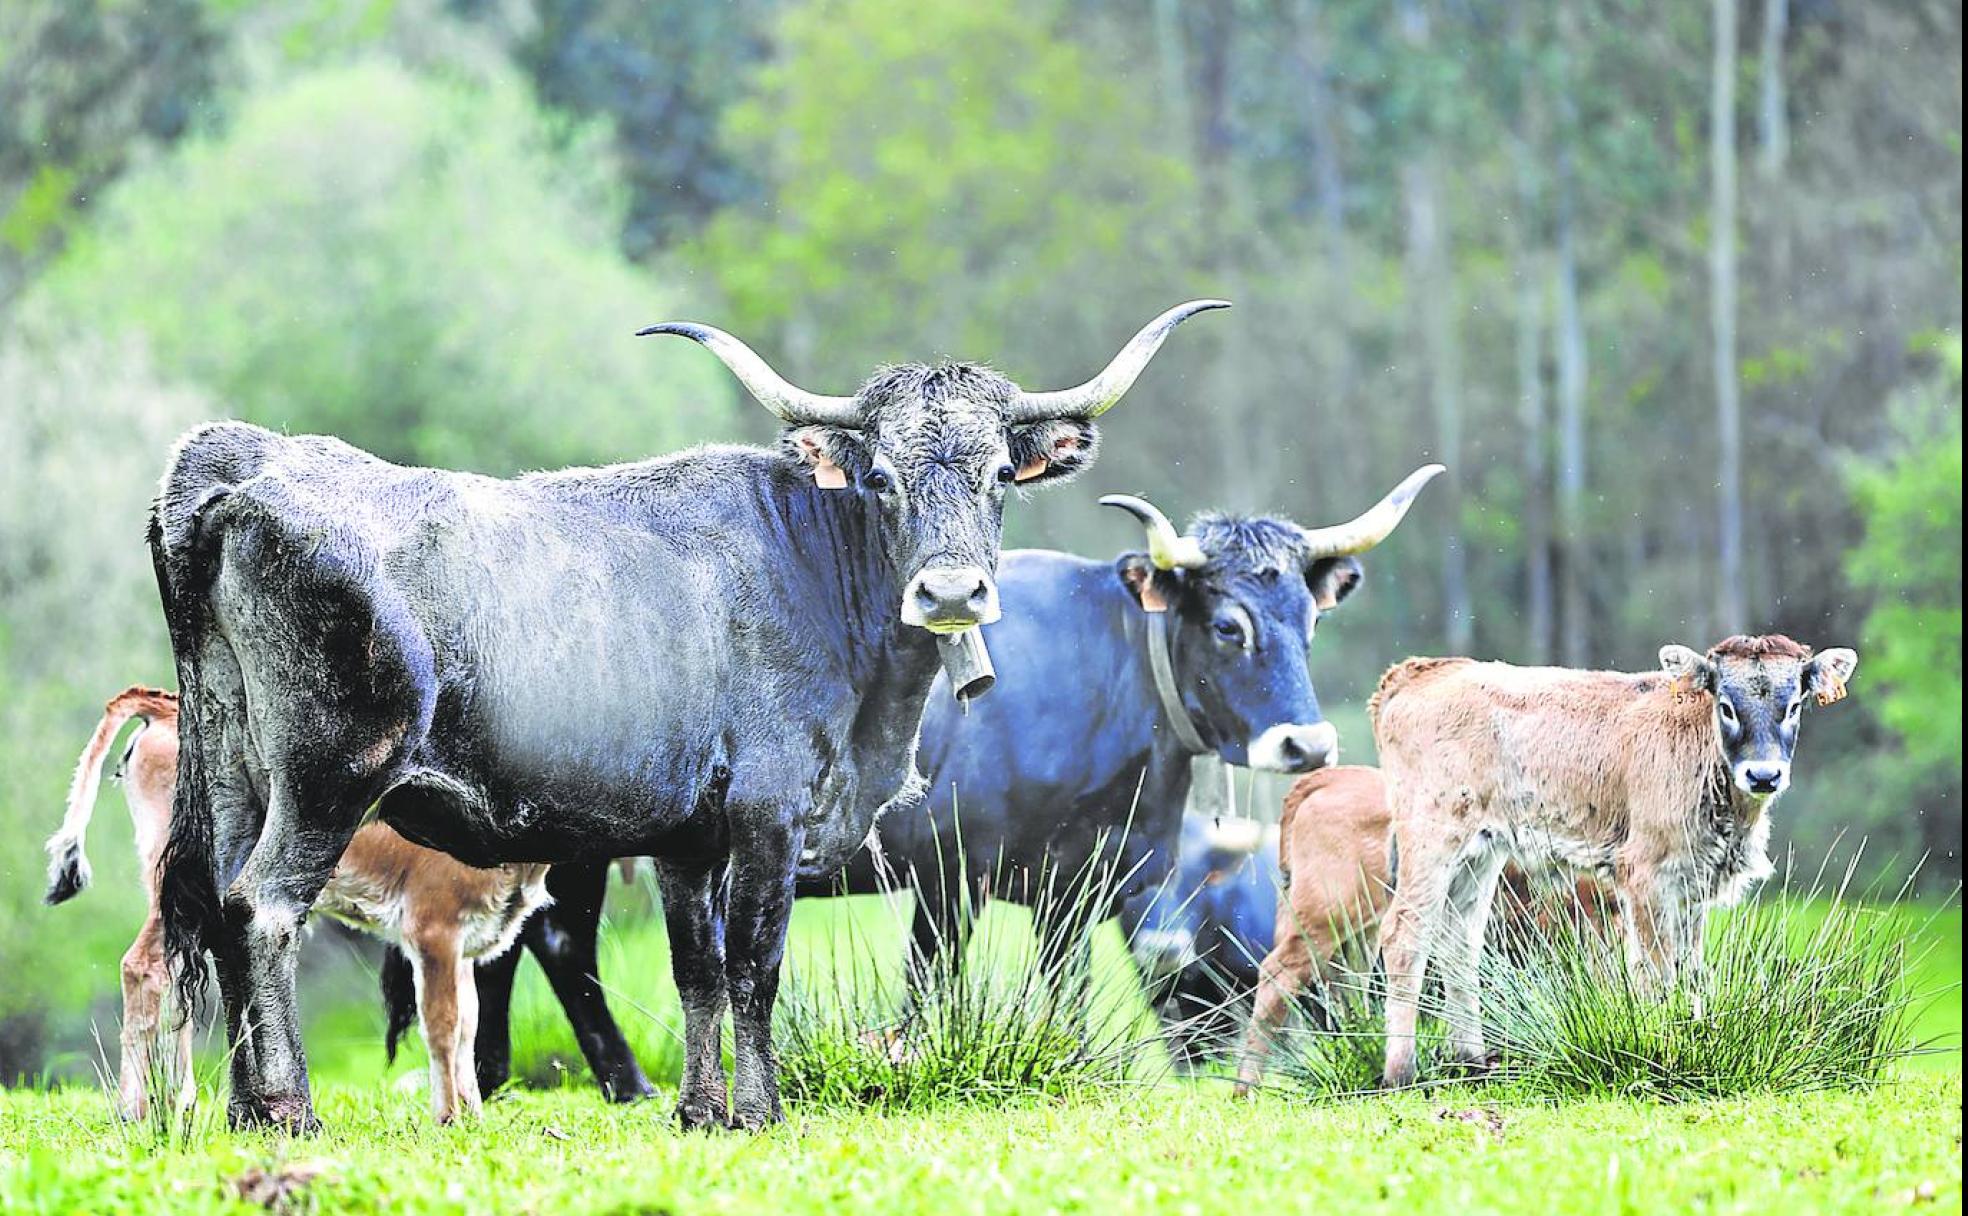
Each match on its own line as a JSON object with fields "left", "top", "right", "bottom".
{"left": 1660, "top": 634, "right": 1859, "bottom": 799}
{"left": 1102, "top": 466, "right": 1444, "bottom": 772}
{"left": 642, "top": 302, "right": 1227, "bottom": 633}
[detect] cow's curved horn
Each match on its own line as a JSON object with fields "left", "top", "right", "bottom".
{"left": 1100, "top": 494, "right": 1208, "bottom": 571}
{"left": 637, "top": 322, "right": 862, "bottom": 428}
{"left": 1204, "top": 816, "right": 1268, "bottom": 856}
{"left": 1298, "top": 464, "right": 1447, "bottom": 559}
{"left": 1008, "top": 299, "right": 1231, "bottom": 422}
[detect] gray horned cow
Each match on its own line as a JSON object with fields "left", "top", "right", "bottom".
{"left": 1369, "top": 633, "right": 1858, "bottom": 1089}
{"left": 151, "top": 300, "right": 1226, "bottom": 1132}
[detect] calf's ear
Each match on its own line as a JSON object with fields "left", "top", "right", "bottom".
{"left": 1659, "top": 644, "right": 1718, "bottom": 693}
{"left": 784, "top": 426, "right": 863, "bottom": 490}
{"left": 1009, "top": 419, "right": 1099, "bottom": 485}
{"left": 1804, "top": 647, "right": 1858, "bottom": 706}
{"left": 1306, "top": 557, "right": 1364, "bottom": 612}
{"left": 1115, "top": 553, "right": 1177, "bottom": 613}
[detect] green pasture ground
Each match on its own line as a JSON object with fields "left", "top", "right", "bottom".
{"left": 2, "top": 898, "right": 1958, "bottom": 1214}
{"left": 1, "top": 1070, "right": 1958, "bottom": 1214}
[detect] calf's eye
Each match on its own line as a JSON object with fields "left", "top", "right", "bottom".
{"left": 995, "top": 463, "right": 1016, "bottom": 485}
{"left": 1212, "top": 618, "right": 1244, "bottom": 645}
{"left": 1717, "top": 701, "right": 1739, "bottom": 728}
{"left": 865, "top": 469, "right": 893, "bottom": 493}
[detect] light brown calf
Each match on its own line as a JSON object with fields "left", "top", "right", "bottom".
{"left": 1368, "top": 636, "right": 1857, "bottom": 1088}
{"left": 45, "top": 687, "right": 550, "bottom": 1123}
{"left": 1230, "top": 765, "right": 1610, "bottom": 1093}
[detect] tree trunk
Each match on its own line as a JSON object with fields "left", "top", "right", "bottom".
{"left": 1397, "top": 0, "right": 1471, "bottom": 654}
{"left": 1511, "top": 152, "right": 1553, "bottom": 664}
{"left": 1554, "top": 141, "right": 1589, "bottom": 667}
{"left": 1757, "top": 0, "right": 1789, "bottom": 180}
{"left": 1712, "top": 0, "right": 1745, "bottom": 630}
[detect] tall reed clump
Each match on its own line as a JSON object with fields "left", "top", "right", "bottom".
{"left": 1481, "top": 865, "right": 1949, "bottom": 1102}
{"left": 775, "top": 845, "right": 1176, "bottom": 1112}
{"left": 1262, "top": 859, "right": 1950, "bottom": 1104}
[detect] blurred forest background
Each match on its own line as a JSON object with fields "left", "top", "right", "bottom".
{"left": 0, "top": 0, "right": 1958, "bottom": 1084}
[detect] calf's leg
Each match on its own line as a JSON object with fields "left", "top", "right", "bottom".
{"left": 408, "top": 927, "right": 471, "bottom": 1124}
{"left": 1379, "top": 829, "right": 1456, "bottom": 1089}
{"left": 1233, "top": 919, "right": 1332, "bottom": 1096}
{"left": 1435, "top": 837, "right": 1507, "bottom": 1068}
{"left": 117, "top": 916, "right": 171, "bottom": 1121}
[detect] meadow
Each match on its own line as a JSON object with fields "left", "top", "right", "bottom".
{"left": 0, "top": 892, "right": 1957, "bottom": 1214}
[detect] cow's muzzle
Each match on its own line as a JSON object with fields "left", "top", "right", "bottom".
{"left": 901, "top": 565, "right": 1001, "bottom": 633}
{"left": 1248, "top": 722, "right": 1338, "bottom": 774}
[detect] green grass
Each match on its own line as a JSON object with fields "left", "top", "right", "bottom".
{"left": 1, "top": 1073, "right": 1959, "bottom": 1214}
{"left": 7, "top": 890, "right": 1959, "bottom": 1213}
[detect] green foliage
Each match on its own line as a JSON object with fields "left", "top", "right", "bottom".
{"left": 0, "top": 335, "right": 210, "bottom": 1044}
{"left": 697, "top": 0, "right": 1197, "bottom": 386}
{"left": 25, "top": 59, "right": 736, "bottom": 473}
{"left": 1846, "top": 337, "right": 1964, "bottom": 783}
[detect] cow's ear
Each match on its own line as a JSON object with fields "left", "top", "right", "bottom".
{"left": 1306, "top": 557, "right": 1364, "bottom": 612}
{"left": 1659, "top": 644, "right": 1718, "bottom": 694}
{"left": 1804, "top": 647, "right": 1858, "bottom": 707}
{"left": 1115, "top": 553, "right": 1178, "bottom": 613}
{"left": 784, "top": 426, "right": 863, "bottom": 490}
{"left": 1009, "top": 419, "right": 1099, "bottom": 485}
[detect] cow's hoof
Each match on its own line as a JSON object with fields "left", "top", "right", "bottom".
{"left": 1439, "top": 1053, "right": 1502, "bottom": 1081}
{"left": 602, "top": 1074, "right": 660, "bottom": 1105}
{"left": 727, "top": 1104, "right": 784, "bottom": 1133}
{"left": 674, "top": 1100, "right": 729, "bottom": 1132}
{"left": 229, "top": 1093, "right": 322, "bottom": 1136}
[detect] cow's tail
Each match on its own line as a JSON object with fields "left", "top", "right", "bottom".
{"left": 45, "top": 686, "right": 179, "bottom": 904}
{"left": 379, "top": 946, "right": 419, "bottom": 1063}
{"left": 152, "top": 496, "right": 230, "bottom": 1017}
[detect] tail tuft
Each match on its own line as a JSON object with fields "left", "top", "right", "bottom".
{"left": 43, "top": 838, "right": 91, "bottom": 905}
{"left": 380, "top": 946, "right": 419, "bottom": 1063}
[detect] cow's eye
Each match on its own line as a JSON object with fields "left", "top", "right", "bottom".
{"left": 995, "top": 463, "right": 1016, "bottom": 485}
{"left": 1717, "top": 700, "right": 1739, "bottom": 729}
{"left": 864, "top": 469, "right": 893, "bottom": 493}
{"left": 1785, "top": 699, "right": 1803, "bottom": 720}
{"left": 1212, "top": 618, "right": 1245, "bottom": 646}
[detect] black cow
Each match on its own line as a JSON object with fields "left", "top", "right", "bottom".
{"left": 150, "top": 300, "right": 1225, "bottom": 1132}
{"left": 1122, "top": 812, "right": 1282, "bottom": 1064}
{"left": 447, "top": 469, "right": 1439, "bottom": 1094}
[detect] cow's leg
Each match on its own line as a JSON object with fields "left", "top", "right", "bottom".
{"left": 1233, "top": 919, "right": 1330, "bottom": 1096}
{"left": 655, "top": 854, "right": 729, "bottom": 1130}
{"left": 1436, "top": 837, "right": 1507, "bottom": 1069}
{"left": 515, "top": 860, "right": 656, "bottom": 1103}
{"left": 1379, "top": 830, "right": 1455, "bottom": 1090}
{"left": 215, "top": 780, "right": 369, "bottom": 1132}
{"left": 471, "top": 940, "right": 521, "bottom": 1097}
{"left": 117, "top": 916, "right": 170, "bottom": 1121}
{"left": 723, "top": 810, "right": 803, "bottom": 1131}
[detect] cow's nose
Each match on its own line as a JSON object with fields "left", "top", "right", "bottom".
{"left": 901, "top": 566, "right": 1000, "bottom": 632}
{"left": 1250, "top": 722, "right": 1338, "bottom": 773}
{"left": 1743, "top": 762, "right": 1787, "bottom": 794}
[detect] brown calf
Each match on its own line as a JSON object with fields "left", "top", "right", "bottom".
{"left": 1230, "top": 765, "right": 1609, "bottom": 1093}
{"left": 1368, "top": 637, "right": 1857, "bottom": 1088}
{"left": 44, "top": 687, "right": 550, "bottom": 1122}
